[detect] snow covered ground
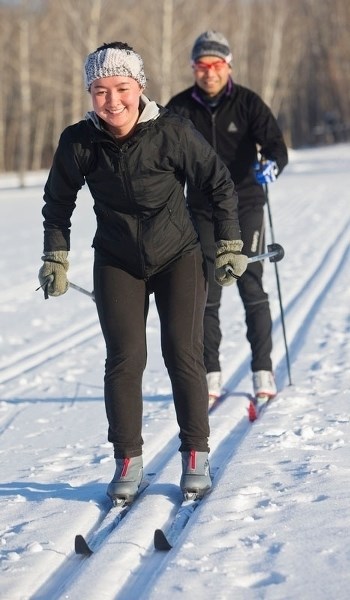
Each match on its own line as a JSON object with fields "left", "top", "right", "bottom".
{"left": 0, "top": 143, "right": 349, "bottom": 600}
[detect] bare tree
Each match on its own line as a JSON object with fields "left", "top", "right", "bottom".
{"left": 0, "top": 0, "right": 349, "bottom": 173}
{"left": 0, "top": 9, "right": 8, "bottom": 172}
{"left": 18, "top": 1, "right": 32, "bottom": 185}
{"left": 160, "top": 0, "right": 173, "bottom": 104}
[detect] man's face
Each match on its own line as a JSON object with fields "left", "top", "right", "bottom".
{"left": 193, "top": 55, "right": 231, "bottom": 97}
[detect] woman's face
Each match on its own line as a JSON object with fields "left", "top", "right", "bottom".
{"left": 90, "top": 76, "right": 143, "bottom": 138}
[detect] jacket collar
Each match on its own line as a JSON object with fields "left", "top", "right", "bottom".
{"left": 85, "top": 94, "right": 160, "bottom": 133}
{"left": 191, "top": 77, "right": 234, "bottom": 107}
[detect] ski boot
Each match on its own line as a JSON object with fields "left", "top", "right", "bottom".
{"left": 252, "top": 370, "right": 277, "bottom": 399}
{"left": 107, "top": 456, "right": 143, "bottom": 506}
{"left": 180, "top": 450, "right": 212, "bottom": 500}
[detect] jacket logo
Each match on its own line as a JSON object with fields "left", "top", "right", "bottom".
{"left": 227, "top": 121, "right": 238, "bottom": 133}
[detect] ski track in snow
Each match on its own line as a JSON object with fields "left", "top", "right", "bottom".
{"left": 0, "top": 144, "right": 350, "bottom": 599}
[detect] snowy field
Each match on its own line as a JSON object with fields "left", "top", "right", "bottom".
{"left": 0, "top": 143, "right": 349, "bottom": 600}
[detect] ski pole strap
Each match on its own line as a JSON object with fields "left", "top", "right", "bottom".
{"left": 35, "top": 274, "right": 54, "bottom": 299}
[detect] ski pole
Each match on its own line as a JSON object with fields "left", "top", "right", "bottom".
{"left": 264, "top": 183, "right": 293, "bottom": 386}
{"left": 70, "top": 245, "right": 282, "bottom": 300}
{"left": 225, "top": 242, "right": 285, "bottom": 279}
{"left": 37, "top": 276, "right": 95, "bottom": 301}
{"left": 69, "top": 281, "right": 95, "bottom": 301}
{"left": 247, "top": 242, "right": 284, "bottom": 264}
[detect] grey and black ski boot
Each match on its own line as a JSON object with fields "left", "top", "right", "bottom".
{"left": 180, "top": 450, "right": 212, "bottom": 500}
{"left": 107, "top": 456, "right": 143, "bottom": 505}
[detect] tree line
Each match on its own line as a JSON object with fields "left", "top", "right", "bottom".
{"left": 0, "top": 0, "right": 349, "bottom": 176}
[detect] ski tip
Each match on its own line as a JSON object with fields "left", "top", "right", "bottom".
{"left": 248, "top": 400, "right": 257, "bottom": 421}
{"left": 248, "top": 394, "right": 274, "bottom": 421}
{"left": 248, "top": 400, "right": 258, "bottom": 422}
{"left": 154, "top": 528, "right": 172, "bottom": 551}
{"left": 75, "top": 534, "right": 93, "bottom": 556}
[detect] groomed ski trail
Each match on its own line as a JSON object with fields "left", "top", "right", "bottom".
{"left": 36, "top": 217, "right": 349, "bottom": 600}
{"left": 2, "top": 146, "right": 349, "bottom": 600}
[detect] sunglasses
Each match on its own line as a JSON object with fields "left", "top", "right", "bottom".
{"left": 192, "top": 59, "right": 228, "bottom": 73}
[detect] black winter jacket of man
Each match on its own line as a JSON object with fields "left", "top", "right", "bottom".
{"left": 42, "top": 97, "right": 241, "bottom": 279}
{"left": 166, "top": 79, "right": 289, "bottom": 215}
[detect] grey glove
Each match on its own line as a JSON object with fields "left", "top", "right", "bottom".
{"left": 38, "top": 251, "right": 69, "bottom": 297}
{"left": 215, "top": 240, "right": 248, "bottom": 287}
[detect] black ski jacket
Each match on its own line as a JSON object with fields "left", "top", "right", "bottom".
{"left": 42, "top": 98, "right": 241, "bottom": 279}
{"left": 167, "top": 79, "right": 288, "bottom": 212}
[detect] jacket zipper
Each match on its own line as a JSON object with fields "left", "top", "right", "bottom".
{"left": 118, "top": 147, "right": 146, "bottom": 277}
{"left": 211, "top": 111, "right": 217, "bottom": 152}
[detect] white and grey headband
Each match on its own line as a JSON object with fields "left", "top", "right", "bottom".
{"left": 84, "top": 47, "right": 146, "bottom": 90}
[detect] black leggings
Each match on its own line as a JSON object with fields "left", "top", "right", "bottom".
{"left": 93, "top": 248, "right": 210, "bottom": 458}
{"left": 195, "top": 204, "right": 273, "bottom": 373}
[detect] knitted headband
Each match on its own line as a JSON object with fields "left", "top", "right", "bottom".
{"left": 84, "top": 46, "right": 147, "bottom": 90}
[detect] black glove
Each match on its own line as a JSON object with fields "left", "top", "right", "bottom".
{"left": 215, "top": 240, "right": 248, "bottom": 286}
{"left": 38, "top": 251, "right": 69, "bottom": 297}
